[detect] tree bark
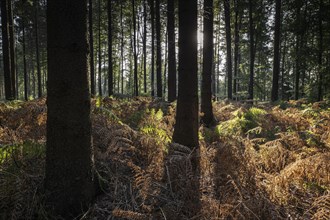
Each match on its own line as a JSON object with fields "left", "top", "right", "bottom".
{"left": 233, "top": 0, "right": 239, "bottom": 97}
{"left": 0, "top": 0, "right": 16, "bottom": 100}
{"left": 8, "top": 0, "right": 15, "bottom": 99}
{"left": 22, "top": 18, "right": 28, "bottom": 101}
{"left": 224, "top": 0, "right": 232, "bottom": 100}
{"left": 45, "top": 0, "right": 95, "bottom": 216}
{"left": 143, "top": 0, "right": 147, "bottom": 94}
{"left": 281, "top": 31, "right": 287, "bottom": 100}
{"left": 201, "top": 0, "right": 214, "bottom": 126}
{"left": 35, "top": 0, "right": 42, "bottom": 98}
{"left": 120, "top": 1, "right": 124, "bottom": 94}
{"left": 173, "top": 0, "right": 198, "bottom": 149}
{"left": 317, "top": 0, "right": 323, "bottom": 101}
{"left": 132, "top": 0, "right": 139, "bottom": 96}
{"left": 167, "top": 0, "right": 176, "bottom": 102}
{"left": 150, "top": 0, "right": 155, "bottom": 96}
{"left": 271, "top": 0, "right": 281, "bottom": 102}
{"left": 108, "top": 0, "right": 113, "bottom": 96}
{"left": 294, "top": 3, "right": 302, "bottom": 100}
{"left": 98, "top": 0, "right": 102, "bottom": 96}
{"left": 155, "top": 0, "right": 162, "bottom": 97}
{"left": 89, "top": 0, "right": 95, "bottom": 96}
{"left": 248, "top": 0, "right": 255, "bottom": 100}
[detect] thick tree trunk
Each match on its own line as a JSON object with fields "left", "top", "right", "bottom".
{"left": 248, "top": 0, "right": 255, "bottom": 100}
{"left": 173, "top": 0, "right": 198, "bottom": 149}
{"left": 45, "top": 0, "right": 95, "bottom": 216}
{"left": 8, "top": 0, "right": 15, "bottom": 99}
{"left": 132, "top": 0, "right": 139, "bottom": 96}
{"left": 224, "top": 0, "right": 232, "bottom": 100}
{"left": 0, "top": 0, "right": 16, "bottom": 100}
{"left": 89, "top": 0, "right": 95, "bottom": 96}
{"left": 167, "top": 0, "right": 176, "bottom": 102}
{"left": 155, "top": 0, "right": 162, "bottom": 97}
{"left": 108, "top": 0, "right": 113, "bottom": 96}
{"left": 271, "top": 0, "right": 281, "bottom": 102}
{"left": 201, "top": 0, "right": 214, "bottom": 126}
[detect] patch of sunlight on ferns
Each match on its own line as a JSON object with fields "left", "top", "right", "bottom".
{"left": 139, "top": 108, "right": 171, "bottom": 146}
{"left": 216, "top": 107, "right": 266, "bottom": 137}
{"left": 0, "top": 100, "right": 24, "bottom": 110}
{"left": 302, "top": 107, "right": 321, "bottom": 118}
{"left": 140, "top": 126, "right": 170, "bottom": 144}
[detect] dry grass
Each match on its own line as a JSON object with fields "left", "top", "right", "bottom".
{"left": 0, "top": 98, "right": 329, "bottom": 219}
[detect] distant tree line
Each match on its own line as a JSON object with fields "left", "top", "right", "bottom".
{"left": 0, "top": 0, "right": 329, "bottom": 102}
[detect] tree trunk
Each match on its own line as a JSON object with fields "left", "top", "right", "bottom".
{"left": 150, "top": 0, "right": 155, "bottom": 96}
{"left": 120, "top": 1, "right": 124, "bottom": 94}
{"left": 143, "top": 0, "right": 147, "bottom": 94}
{"left": 201, "top": 0, "right": 214, "bottom": 126}
{"left": 173, "top": 0, "right": 198, "bottom": 149}
{"left": 167, "top": 0, "right": 176, "bottom": 102}
{"left": 294, "top": 4, "right": 302, "bottom": 100}
{"left": 271, "top": 0, "right": 281, "bottom": 102}
{"left": 108, "top": 0, "right": 113, "bottom": 96}
{"left": 155, "top": 0, "right": 162, "bottom": 97}
{"left": 224, "top": 0, "right": 232, "bottom": 100}
{"left": 8, "top": 0, "right": 15, "bottom": 99}
{"left": 317, "top": 0, "right": 323, "bottom": 101}
{"left": 0, "top": 0, "right": 16, "bottom": 100}
{"left": 89, "top": 0, "right": 95, "bottom": 96}
{"left": 132, "top": 0, "right": 139, "bottom": 96}
{"left": 45, "top": 0, "right": 95, "bottom": 216}
{"left": 163, "top": 31, "right": 167, "bottom": 96}
{"left": 281, "top": 32, "right": 287, "bottom": 100}
{"left": 98, "top": 0, "right": 102, "bottom": 96}
{"left": 22, "top": 19, "right": 28, "bottom": 101}
{"left": 248, "top": 0, "right": 255, "bottom": 100}
{"left": 233, "top": 0, "right": 239, "bottom": 98}
{"left": 35, "top": 0, "right": 42, "bottom": 98}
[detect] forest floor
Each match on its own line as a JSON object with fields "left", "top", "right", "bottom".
{"left": 0, "top": 97, "right": 330, "bottom": 219}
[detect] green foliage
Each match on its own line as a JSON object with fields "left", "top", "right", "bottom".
{"left": 0, "top": 141, "right": 46, "bottom": 219}
{"left": 301, "top": 131, "right": 322, "bottom": 148}
{"left": 216, "top": 107, "right": 267, "bottom": 137}
{"left": 278, "top": 101, "right": 292, "bottom": 110}
{"left": 0, "top": 141, "right": 45, "bottom": 165}
{"left": 140, "top": 108, "right": 171, "bottom": 145}
{"left": 95, "top": 106, "right": 123, "bottom": 125}
{"left": 127, "top": 109, "right": 146, "bottom": 128}
{"left": 302, "top": 107, "right": 320, "bottom": 119}
{"left": 1, "top": 100, "right": 24, "bottom": 110}
{"left": 303, "top": 181, "right": 329, "bottom": 194}
{"left": 200, "top": 127, "right": 219, "bottom": 143}
{"left": 140, "top": 126, "right": 170, "bottom": 143}
{"left": 96, "top": 96, "right": 103, "bottom": 108}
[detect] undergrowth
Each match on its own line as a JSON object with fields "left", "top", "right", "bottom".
{"left": 0, "top": 98, "right": 329, "bottom": 219}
